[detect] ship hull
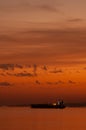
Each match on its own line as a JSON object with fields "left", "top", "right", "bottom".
{"left": 31, "top": 104, "right": 65, "bottom": 109}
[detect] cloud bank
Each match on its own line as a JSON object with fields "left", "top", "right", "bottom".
{"left": 0, "top": 82, "right": 13, "bottom": 86}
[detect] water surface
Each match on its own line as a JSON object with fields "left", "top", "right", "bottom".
{"left": 0, "top": 107, "right": 86, "bottom": 130}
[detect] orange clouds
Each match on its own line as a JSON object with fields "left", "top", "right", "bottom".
{"left": 0, "top": 65, "right": 85, "bottom": 87}
{"left": 0, "top": 64, "right": 86, "bottom": 104}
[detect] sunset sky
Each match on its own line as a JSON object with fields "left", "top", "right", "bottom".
{"left": 0, "top": 0, "right": 86, "bottom": 105}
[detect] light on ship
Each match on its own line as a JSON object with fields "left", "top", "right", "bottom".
{"left": 53, "top": 103, "right": 57, "bottom": 106}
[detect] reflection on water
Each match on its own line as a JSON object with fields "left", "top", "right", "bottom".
{"left": 0, "top": 107, "right": 86, "bottom": 130}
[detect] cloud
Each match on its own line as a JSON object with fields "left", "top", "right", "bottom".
{"left": 36, "top": 4, "right": 57, "bottom": 12}
{"left": 84, "top": 67, "right": 86, "bottom": 70}
{"left": 55, "top": 80, "right": 64, "bottom": 84}
{"left": 67, "top": 18, "right": 83, "bottom": 22}
{"left": 47, "top": 82, "right": 53, "bottom": 85}
{"left": 1, "top": 29, "right": 86, "bottom": 64}
{"left": 0, "top": 73, "right": 6, "bottom": 76}
{"left": 68, "top": 80, "right": 76, "bottom": 84}
{"left": 0, "top": 34, "right": 18, "bottom": 42}
{"left": 0, "top": 0, "right": 59, "bottom": 13}
{"left": 42, "top": 65, "right": 48, "bottom": 71}
{"left": 46, "top": 80, "right": 64, "bottom": 85}
{"left": 50, "top": 69, "right": 63, "bottom": 74}
{"left": 6, "top": 72, "right": 12, "bottom": 76}
{"left": 0, "top": 64, "right": 15, "bottom": 70}
{"left": 1, "top": 69, "right": 37, "bottom": 77}
{"left": 0, "top": 82, "right": 13, "bottom": 86}
{"left": 35, "top": 80, "right": 41, "bottom": 84}
{"left": 14, "top": 72, "right": 34, "bottom": 77}
{"left": 15, "top": 64, "right": 23, "bottom": 69}
{"left": 76, "top": 71, "right": 80, "bottom": 73}
{"left": 0, "top": 64, "right": 23, "bottom": 71}
{"left": 33, "top": 64, "right": 37, "bottom": 76}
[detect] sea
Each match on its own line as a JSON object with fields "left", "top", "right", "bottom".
{"left": 0, "top": 107, "right": 86, "bottom": 130}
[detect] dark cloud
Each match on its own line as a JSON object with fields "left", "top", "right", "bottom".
{"left": 57, "top": 80, "right": 64, "bottom": 84}
{"left": 33, "top": 64, "right": 37, "bottom": 76}
{"left": 47, "top": 82, "right": 53, "bottom": 85}
{"left": 0, "top": 82, "right": 13, "bottom": 86}
{"left": 6, "top": 72, "right": 12, "bottom": 76}
{"left": 50, "top": 69, "right": 63, "bottom": 74}
{"left": 0, "top": 64, "right": 15, "bottom": 70}
{"left": 4, "top": 71, "right": 37, "bottom": 77}
{"left": 0, "top": 73, "right": 6, "bottom": 76}
{"left": 0, "top": 64, "right": 23, "bottom": 71}
{"left": 14, "top": 72, "right": 34, "bottom": 77}
{"left": 35, "top": 80, "right": 40, "bottom": 84}
{"left": 46, "top": 80, "right": 64, "bottom": 85}
{"left": 25, "top": 65, "right": 31, "bottom": 68}
{"left": 42, "top": 65, "right": 48, "bottom": 71}
{"left": 15, "top": 64, "right": 23, "bottom": 69}
{"left": 68, "top": 80, "right": 76, "bottom": 84}
{"left": 67, "top": 18, "right": 83, "bottom": 22}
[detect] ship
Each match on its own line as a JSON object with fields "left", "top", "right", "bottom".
{"left": 31, "top": 99, "right": 65, "bottom": 109}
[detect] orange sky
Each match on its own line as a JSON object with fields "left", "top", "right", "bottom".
{"left": 0, "top": 0, "right": 86, "bottom": 105}
{"left": 0, "top": 64, "right": 86, "bottom": 105}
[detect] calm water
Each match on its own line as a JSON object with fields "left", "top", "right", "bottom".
{"left": 0, "top": 107, "right": 86, "bottom": 130}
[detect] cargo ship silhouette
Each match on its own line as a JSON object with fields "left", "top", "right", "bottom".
{"left": 31, "top": 99, "right": 65, "bottom": 109}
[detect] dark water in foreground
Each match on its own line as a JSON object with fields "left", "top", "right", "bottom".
{"left": 0, "top": 107, "right": 86, "bottom": 130}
